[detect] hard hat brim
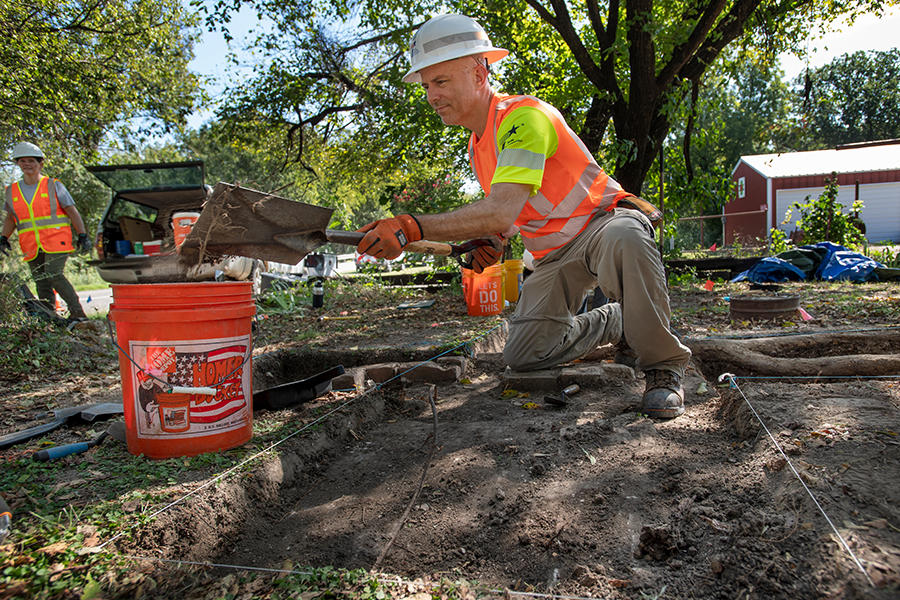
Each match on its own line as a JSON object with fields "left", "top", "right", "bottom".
{"left": 403, "top": 47, "right": 508, "bottom": 83}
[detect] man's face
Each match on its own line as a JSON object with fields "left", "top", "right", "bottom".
{"left": 16, "top": 157, "right": 42, "bottom": 177}
{"left": 419, "top": 57, "right": 482, "bottom": 130}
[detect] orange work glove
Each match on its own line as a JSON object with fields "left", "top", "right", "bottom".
{"left": 356, "top": 214, "right": 424, "bottom": 260}
{"left": 467, "top": 235, "right": 505, "bottom": 274}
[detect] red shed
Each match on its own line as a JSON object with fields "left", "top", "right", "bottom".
{"left": 727, "top": 140, "right": 900, "bottom": 245}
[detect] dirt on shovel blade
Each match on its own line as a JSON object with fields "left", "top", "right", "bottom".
{"left": 178, "top": 182, "right": 334, "bottom": 268}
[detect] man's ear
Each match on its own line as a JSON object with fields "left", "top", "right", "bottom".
{"left": 474, "top": 61, "right": 489, "bottom": 88}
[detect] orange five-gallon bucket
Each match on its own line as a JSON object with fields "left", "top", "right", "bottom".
{"left": 109, "top": 282, "right": 256, "bottom": 459}
{"left": 461, "top": 265, "right": 505, "bottom": 316}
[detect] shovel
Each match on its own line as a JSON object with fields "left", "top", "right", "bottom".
{"left": 31, "top": 421, "right": 128, "bottom": 462}
{"left": 178, "top": 183, "right": 490, "bottom": 267}
{"left": 0, "top": 403, "right": 123, "bottom": 451}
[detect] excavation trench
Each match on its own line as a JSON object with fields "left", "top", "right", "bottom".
{"left": 120, "top": 335, "right": 900, "bottom": 599}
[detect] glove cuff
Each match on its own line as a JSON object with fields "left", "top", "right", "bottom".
{"left": 397, "top": 214, "right": 423, "bottom": 243}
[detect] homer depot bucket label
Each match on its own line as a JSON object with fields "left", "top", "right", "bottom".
{"left": 129, "top": 334, "right": 252, "bottom": 438}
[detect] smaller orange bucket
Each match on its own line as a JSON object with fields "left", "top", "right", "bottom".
{"left": 157, "top": 393, "right": 192, "bottom": 433}
{"left": 172, "top": 212, "right": 200, "bottom": 248}
{"left": 461, "top": 265, "right": 505, "bottom": 316}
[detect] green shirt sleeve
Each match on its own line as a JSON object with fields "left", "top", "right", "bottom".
{"left": 491, "top": 106, "right": 558, "bottom": 194}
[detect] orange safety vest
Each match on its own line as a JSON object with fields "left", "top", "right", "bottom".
{"left": 5, "top": 176, "right": 74, "bottom": 261}
{"left": 469, "top": 94, "right": 661, "bottom": 260}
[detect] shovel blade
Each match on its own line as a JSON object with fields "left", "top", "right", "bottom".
{"left": 178, "top": 183, "right": 335, "bottom": 266}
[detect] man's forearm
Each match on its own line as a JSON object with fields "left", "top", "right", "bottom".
{"left": 416, "top": 182, "right": 530, "bottom": 241}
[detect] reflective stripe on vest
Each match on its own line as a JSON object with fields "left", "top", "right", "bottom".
{"left": 9, "top": 177, "right": 73, "bottom": 261}
{"left": 469, "top": 94, "right": 638, "bottom": 259}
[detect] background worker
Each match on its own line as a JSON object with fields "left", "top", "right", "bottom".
{"left": 356, "top": 14, "right": 691, "bottom": 418}
{"left": 1, "top": 142, "right": 91, "bottom": 320}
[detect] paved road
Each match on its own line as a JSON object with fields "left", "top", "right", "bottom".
{"left": 75, "top": 287, "right": 112, "bottom": 317}
{"left": 70, "top": 253, "right": 357, "bottom": 317}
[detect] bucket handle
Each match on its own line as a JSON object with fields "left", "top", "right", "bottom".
{"left": 169, "top": 386, "right": 217, "bottom": 396}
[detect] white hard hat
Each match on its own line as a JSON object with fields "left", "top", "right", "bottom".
{"left": 403, "top": 14, "right": 508, "bottom": 83}
{"left": 12, "top": 142, "right": 43, "bottom": 160}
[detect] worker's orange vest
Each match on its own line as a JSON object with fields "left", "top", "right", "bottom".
{"left": 6, "top": 177, "right": 74, "bottom": 261}
{"left": 469, "top": 94, "right": 661, "bottom": 259}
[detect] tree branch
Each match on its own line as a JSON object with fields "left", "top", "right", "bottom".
{"left": 301, "top": 103, "right": 367, "bottom": 128}
{"left": 526, "top": 0, "right": 614, "bottom": 93}
{"left": 345, "top": 22, "right": 422, "bottom": 52}
{"left": 627, "top": 0, "right": 658, "bottom": 106}
{"left": 679, "top": 0, "right": 768, "bottom": 82}
{"left": 585, "top": 0, "right": 607, "bottom": 47}
{"left": 655, "top": 0, "right": 732, "bottom": 89}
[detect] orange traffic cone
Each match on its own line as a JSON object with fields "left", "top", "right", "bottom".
{"left": 55, "top": 295, "right": 62, "bottom": 313}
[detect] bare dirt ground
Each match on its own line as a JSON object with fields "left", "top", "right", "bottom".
{"left": 2, "top": 279, "right": 900, "bottom": 599}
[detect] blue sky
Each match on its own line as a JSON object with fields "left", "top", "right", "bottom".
{"left": 186, "top": 8, "right": 900, "bottom": 129}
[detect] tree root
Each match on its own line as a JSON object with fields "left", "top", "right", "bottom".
{"left": 685, "top": 329, "right": 900, "bottom": 380}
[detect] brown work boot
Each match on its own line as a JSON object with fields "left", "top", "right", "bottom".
{"left": 641, "top": 370, "right": 685, "bottom": 419}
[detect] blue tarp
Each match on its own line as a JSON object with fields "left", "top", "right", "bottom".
{"left": 732, "top": 242, "right": 887, "bottom": 283}
{"left": 731, "top": 257, "right": 807, "bottom": 283}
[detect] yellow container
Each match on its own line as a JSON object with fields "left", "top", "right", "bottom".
{"left": 504, "top": 259, "right": 524, "bottom": 303}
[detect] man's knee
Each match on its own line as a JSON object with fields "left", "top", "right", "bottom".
{"left": 503, "top": 346, "right": 542, "bottom": 371}
{"left": 503, "top": 333, "right": 557, "bottom": 372}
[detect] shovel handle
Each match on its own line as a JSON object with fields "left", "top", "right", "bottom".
{"left": 33, "top": 442, "right": 91, "bottom": 462}
{"left": 32, "top": 432, "right": 108, "bottom": 462}
{"left": 324, "top": 230, "right": 491, "bottom": 257}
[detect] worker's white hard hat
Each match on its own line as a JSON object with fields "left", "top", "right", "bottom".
{"left": 403, "top": 14, "right": 508, "bottom": 83}
{"left": 12, "top": 142, "right": 44, "bottom": 160}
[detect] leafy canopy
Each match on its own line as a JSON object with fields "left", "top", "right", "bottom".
{"left": 0, "top": 0, "right": 204, "bottom": 160}
{"left": 795, "top": 49, "right": 900, "bottom": 150}
{"left": 202, "top": 0, "right": 896, "bottom": 195}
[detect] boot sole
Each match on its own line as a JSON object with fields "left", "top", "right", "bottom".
{"left": 641, "top": 404, "right": 685, "bottom": 419}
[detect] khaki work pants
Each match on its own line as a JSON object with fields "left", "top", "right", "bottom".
{"left": 503, "top": 208, "right": 691, "bottom": 375}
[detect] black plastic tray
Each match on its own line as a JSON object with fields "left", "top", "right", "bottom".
{"left": 253, "top": 365, "right": 346, "bottom": 410}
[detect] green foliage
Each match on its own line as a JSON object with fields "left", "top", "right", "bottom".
{"left": 690, "top": 54, "right": 793, "bottom": 170}
{"left": 0, "top": 270, "right": 112, "bottom": 380}
{"left": 789, "top": 173, "right": 867, "bottom": 248}
{"left": 667, "top": 266, "right": 700, "bottom": 288}
{"left": 257, "top": 285, "right": 308, "bottom": 315}
{"left": 0, "top": 0, "right": 204, "bottom": 158}
{"left": 869, "top": 245, "right": 900, "bottom": 268}
{"left": 388, "top": 173, "right": 470, "bottom": 215}
{"left": 0, "top": 507, "right": 113, "bottom": 599}
{"left": 201, "top": 0, "right": 890, "bottom": 195}
{"left": 768, "top": 228, "right": 793, "bottom": 254}
{"left": 795, "top": 49, "right": 900, "bottom": 150}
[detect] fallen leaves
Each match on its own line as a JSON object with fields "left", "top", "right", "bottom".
{"left": 36, "top": 541, "right": 67, "bottom": 555}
